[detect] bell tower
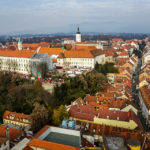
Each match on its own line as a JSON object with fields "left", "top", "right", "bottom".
{"left": 76, "top": 27, "right": 81, "bottom": 42}
{"left": 18, "top": 38, "right": 22, "bottom": 50}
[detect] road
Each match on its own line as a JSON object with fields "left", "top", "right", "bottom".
{"left": 131, "top": 56, "right": 150, "bottom": 131}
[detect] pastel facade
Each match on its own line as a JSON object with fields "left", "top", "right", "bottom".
{"left": 0, "top": 50, "right": 53, "bottom": 76}
{"left": 0, "top": 50, "right": 33, "bottom": 74}
{"left": 3, "top": 111, "right": 31, "bottom": 129}
{"left": 57, "top": 50, "right": 105, "bottom": 69}
{"left": 69, "top": 105, "right": 141, "bottom": 130}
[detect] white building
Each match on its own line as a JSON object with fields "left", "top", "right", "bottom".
{"left": 57, "top": 49, "right": 105, "bottom": 69}
{"left": 0, "top": 50, "right": 34, "bottom": 74}
{"left": 142, "top": 51, "right": 150, "bottom": 65}
{"left": 76, "top": 27, "right": 81, "bottom": 42}
{"left": 0, "top": 50, "right": 53, "bottom": 76}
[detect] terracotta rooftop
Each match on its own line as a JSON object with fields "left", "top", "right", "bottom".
{"left": 0, "top": 137, "right": 8, "bottom": 146}
{"left": 119, "top": 51, "right": 129, "bottom": 56}
{"left": 58, "top": 49, "right": 101, "bottom": 58}
{"left": 140, "top": 85, "right": 150, "bottom": 110}
{"left": 0, "top": 125, "right": 22, "bottom": 141}
{"left": 0, "top": 50, "right": 34, "bottom": 58}
{"left": 38, "top": 47, "right": 63, "bottom": 56}
{"left": 69, "top": 104, "right": 141, "bottom": 127}
{"left": 3, "top": 110, "right": 30, "bottom": 124}
{"left": 112, "top": 38, "right": 123, "bottom": 42}
{"left": 28, "top": 139, "right": 80, "bottom": 150}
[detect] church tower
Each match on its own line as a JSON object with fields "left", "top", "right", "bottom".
{"left": 76, "top": 27, "right": 81, "bottom": 42}
{"left": 18, "top": 38, "right": 22, "bottom": 50}
{"left": 97, "top": 41, "right": 104, "bottom": 50}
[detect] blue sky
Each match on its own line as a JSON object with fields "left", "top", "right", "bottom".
{"left": 0, "top": 0, "right": 150, "bottom": 34}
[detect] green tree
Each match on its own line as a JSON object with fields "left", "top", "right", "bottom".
{"left": 52, "top": 109, "right": 61, "bottom": 126}
{"left": 52, "top": 105, "right": 68, "bottom": 126}
{"left": 86, "top": 71, "right": 107, "bottom": 95}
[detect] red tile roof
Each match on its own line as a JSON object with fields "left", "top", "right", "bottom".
{"left": 3, "top": 111, "right": 30, "bottom": 124}
{"left": 28, "top": 139, "right": 80, "bottom": 150}
{"left": 112, "top": 38, "right": 123, "bottom": 42}
{"left": 0, "top": 137, "right": 8, "bottom": 146}
{"left": 119, "top": 51, "right": 129, "bottom": 56}
{"left": 0, "top": 125, "right": 22, "bottom": 141}
{"left": 58, "top": 49, "right": 104, "bottom": 58}
{"left": 0, "top": 50, "right": 34, "bottom": 58}
{"left": 38, "top": 47, "right": 63, "bottom": 56}
{"left": 69, "top": 104, "right": 140, "bottom": 126}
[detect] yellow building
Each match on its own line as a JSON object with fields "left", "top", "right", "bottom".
{"left": 3, "top": 111, "right": 31, "bottom": 128}
{"left": 128, "top": 139, "right": 141, "bottom": 150}
{"left": 69, "top": 105, "right": 141, "bottom": 130}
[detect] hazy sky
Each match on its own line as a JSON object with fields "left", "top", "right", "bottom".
{"left": 0, "top": 0, "right": 150, "bottom": 34}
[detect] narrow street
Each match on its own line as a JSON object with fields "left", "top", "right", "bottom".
{"left": 131, "top": 52, "right": 150, "bottom": 132}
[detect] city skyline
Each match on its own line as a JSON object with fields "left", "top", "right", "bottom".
{"left": 0, "top": 0, "right": 150, "bottom": 34}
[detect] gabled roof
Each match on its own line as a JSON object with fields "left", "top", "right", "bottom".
{"left": 38, "top": 47, "right": 63, "bottom": 56}
{"left": 119, "top": 51, "right": 129, "bottom": 56}
{"left": 69, "top": 104, "right": 141, "bottom": 126}
{"left": 3, "top": 111, "right": 30, "bottom": 124}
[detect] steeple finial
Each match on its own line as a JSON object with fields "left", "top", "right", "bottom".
{"left": 77, "top": 27, "right": 80, "bottom": 34}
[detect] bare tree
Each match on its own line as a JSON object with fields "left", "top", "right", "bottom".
{"left": 0, "top": 58, "right": 3, "bottom": 71}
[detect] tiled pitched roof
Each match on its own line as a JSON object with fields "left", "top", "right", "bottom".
{"left": 0, "top": 50, "right": 34, "bottom": 58}
{"left": 38, "top": 47, "right": 63, "bottom": 56}
{"left": 69, "top": 104, "right": 140, "bottom": 125}
{"left": 112, "top": 38, "right": 123, "bottom": 42}
{"left": 140, "top": 85, "right": 150, "bottom": 110}
{"left": 3, "top": 111, "right": 30, "bottom": 124}
{"left": 75, "top": 42, "right": 97, "bottom": 44}
{"left": 119, "top": 51, "right": 129, "bottom": 56}
{"left": 63, "top": 50, "right": 94, "bottom": 58}
{"left": 0, "top": 137, "right": 8, "bottom": 146}
{"left": 72, "top": 46, "right": 96, "bottom": 51}
{"left": 58, "top": 49, "right": 104, "bottom": 59}
{"left": 0, "top": 125, "right": 22, "bottom": 141}
{"left": 28, "top": 139, "right": 80, "bottom": 150}
{"left": 84, "top": 96, "right": 97, "bottom": 103}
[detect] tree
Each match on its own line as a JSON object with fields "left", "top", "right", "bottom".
{"left": 58, "top": 105, "right": 69, "bottom": 121}
{"left": 30, "top": 102, "right": 48, "bottom": 132}
{"left": 52, "top": 105, "right": 68, "bottom": 126}
{"left": 94, "top": 62, "right": 100, "bottom": 72}
{"left": 52, "top": 109, "right": 61, "bottom": 126}
{"left": 86, "top": 71, "right": 107, "bottom": 95}
{"left": 0, "top": 58, "right": 3, "bottom": 71}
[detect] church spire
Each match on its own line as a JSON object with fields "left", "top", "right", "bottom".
{"left": 76, "top": 27, "right": 80, "bottom": 34}
{"left": 76, "top": 27, "right": 81, "bottom": 42}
